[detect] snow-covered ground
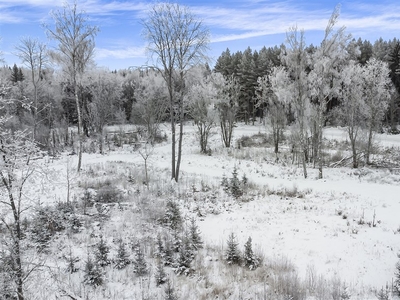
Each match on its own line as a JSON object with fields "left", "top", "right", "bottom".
{"left": 20, "top": 122, "right": 400, "bottom": 298}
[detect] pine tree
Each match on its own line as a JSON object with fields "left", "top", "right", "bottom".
{"left": 164, "top": 279, "right": 178, "bottom": 300}
{"left": 155, "top": 259, "right": 167, "bottom": 286}
{"left": 225, "top": 233, "right": 240, "bottom": 265}
{"left": 395, "top": 260, "right": 400, "bottom": 296}
{"left": 243, "top": 236, "right": 259, "bottom": 270}
{"left": 95, "top": 236, "right": 110, "bottom": 267}
{"left": 64, "top": 248, "right": 79, "bottom": 273}
{"left": 163, "top": 238, "right": 174, "bottom": 266}
{"left": 376, "top": 284, "right": 390, "bottom": 300}
{"left": 114, "top": 239, "right": 130, "bottom": 270}
{"left": 221, "top": 173, "right": 229, "bottom": 193}
{"left": 83, "top": 255, "right": 103, "bottom": 286}
{"left": 164, "top": 200, "right": 182, "bottom": 230}
{"left": 189, "top": 217, "right": 202, "bottom": 250}
{"left": 230, "top": 167, "right": 243, "bottom": 199}
{"left": 133, "top": 242, "right": 147, "bottom": 276}
{"left": 155, "top": 233, "right": 165, "bottom": 259}
{"left": 174, "top": 237, "right": 193, "bottom": 276}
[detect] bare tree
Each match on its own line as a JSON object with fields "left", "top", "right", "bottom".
{"left": 0, "top": 83, "right": 41, "bottom": 300}
{"left": 45, "top": 1, "right": 98, "bottom": 171}
{"left": 142, "top": 2, "right": 209, "bottom": 182}
{"left": 15, "top": 37, "right": 48, "bottom": 140}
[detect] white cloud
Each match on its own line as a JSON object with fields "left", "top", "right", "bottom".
{"left": 95, "top": 46, "right": 146, "bottom": 60}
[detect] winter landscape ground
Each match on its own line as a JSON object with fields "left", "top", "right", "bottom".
{"left": 2, "top": 122, "right": 400, "bottom": 300}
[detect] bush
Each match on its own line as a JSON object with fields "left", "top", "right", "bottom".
{"left": 95, "top": 186, "right": 122, "bottom": 203}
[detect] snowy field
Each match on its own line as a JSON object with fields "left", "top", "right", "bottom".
{"left": 12, "top": 123, "right": 400, "bottom": 299}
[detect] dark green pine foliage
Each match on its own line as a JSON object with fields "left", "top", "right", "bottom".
{"left": 225, "top": 233, "right": 240, "bottom": 265}
{"left": 114, "top": 239, "right": 130, "bottom": 269}
{"left": 133, "top": 242, "right": 147, "bottom": 276}
{"left": 387, "top": 42, "right": 400, "bottom": 133}
{"left": 164, "top": 200, "right": 182, "bottom": 231}
{"left": 155, "top": 259, "right": 167, "bottom": 286}
{"left": 189, "top": 217, "right": 202, "bottom": 250}
{"left": 174, "top": 237, "right": 193, "bottom": 276}
{"left": 395, "top": 260, "right": 400, "bottom": 296}
{"left": 243, "top": 236, "right": 259, "bottom": 270}
{"left": 95, "top": 236, "right": 110, "bottom": 267}
{"left": 10, "top": 64, "right": 24, "bottom": 83}
{"left": 230, "top": 166, "right": 243, "bottom": 199}
{"left": 164, "top": 279, "right": 178, "bottom": 300}
{"left": 155, "top": 233, "right": 165, "bottom": 259}
{"left": 214, "top": 48, "right": 234, "bottom": 77}
{"left": 83, "top": 255, "right": 103, "bottom": 286}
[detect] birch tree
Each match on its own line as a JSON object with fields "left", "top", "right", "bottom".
{"left": 142, "top": 2, "right": 209, "bottom": 182}
{"left": 282, "top": 27, "right": 309, "bottom": 178}
{"left": 45, "top": 2, "right": 98, "bottom": 171}
{"left": 337, "top": 61, "right": 365, "bottom": 168}
{"left": 308, "top": 5, "right": 351, "bottom": 178}
{"left": 362, "top": 58, "right": 391, "bottom": 164}
{"left": 0, "top": 83, "right": 41, "bottom": 300}
{"left": 15, "top": 37, "right": 48, "bottom": 140}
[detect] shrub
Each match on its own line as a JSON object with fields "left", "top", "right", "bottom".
{"left": 95, "top": 186, "right": 121, "bottom": 203}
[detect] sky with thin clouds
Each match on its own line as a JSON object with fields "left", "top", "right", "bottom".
{"left": 0, "top": 0, "right": 399, "bottom": 70}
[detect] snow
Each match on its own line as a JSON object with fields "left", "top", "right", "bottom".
{"left": 10, "top": 122, "right": 400, "bottom": 298}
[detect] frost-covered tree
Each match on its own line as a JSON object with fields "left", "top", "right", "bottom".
{"left": 114, "top": 239, "right": 130, "bottom": 270}
{"left": 225, "top": 233, "right": 240, "bottom": 265}
{"left": 95, "top": 236, "right": 110, "bottom": 267}
{"left": 362, "top": 58, "right": 391, "bottom": 164}
{"left": 308, "top": 4, "right": 351, "bottom": 178}
{"left": 83, "top": 255, "right": 103, "bottom": 286}
{"left": 186, "top": 75, "right": 218, "bottom": 153}
{"left": 0, "top": 82, "right": 42, "bottom": 300}
{"left": 142, "top": 2, "right": 209, "bottom": 182}
{"left": 281, "top": 27, "right": 310, "bottom": 178}
{"left": 243, "top": 236, "right": 259, "bottom": 270}
{"left": 215, "top": 74, "right": 240, "bottom": 148}
{"left": 45, "top": 1, "right": 99, "bottom": 171}
{"left": 132, "top": 242, "right": 147, "bottom": 276}
{"left": 337, "top": 62, "right": 365, "bottom": 168}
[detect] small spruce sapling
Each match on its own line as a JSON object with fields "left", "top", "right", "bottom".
{"left": 230, "top": 166, "right": 243, "bottom": 198}
{"left": 395, "top": 260, "right": 400, "bottom": 296}
{"left": 164, "top": 200, "right": 182, "bottom": 230}
{"left": 375, "top": 284, "right": 390, "bottom": 300}
{"left": 155, "top": 233, "right": 165, "bottom": 259}
{"left": 155, "top": 259, "right": 167, "bottom": 286}
{"left": 164, "top": 279, "right": 178, "bottom": 300}
{"left": 83, "top": 255, "right": 103, "bottom": 286}
{"left": 133, "top": 242, "right": 147, "bottom": 276}
{"left": 243, "top": 236, "right": 259, "bottom": 270}
{"left": 189, "top": 217, "right": 203, "bottom": 250}
{"left": 114, "top": 239, "right": 130, "bottom": 269}
{"left": 64, "top": 248, "right": 79, "bottom": 273}
{"left": 225, "top": 233, "right": 241, "bottom": 265}
{"left": 95, "top": 236, "right": 110, "bottom": 267}
{"left": 174, "top": 237, "right": 193, "bottom": 276}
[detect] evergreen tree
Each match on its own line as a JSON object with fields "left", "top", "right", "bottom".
{"left": 164, "top": 200, "right": 182, "bottom": 230}
{"left": 214, "top": 48, "right": 233, "bottom": 77}
{"left": 83, "top": 255, "right": 103, "bottom": 286}
{"left": 395, "top": 260, "right": 400, "bottom": 296}
{"left": 243, "top": 236, "right": 259, "bottom": 270}
{"left": 229, "top": 166, "right": 243, "bottom": 199}
{"left": 155, "top": 259, "right": 167, "bottom": 286}
{"left": 95, "top": 236, "right": 110, "bottom": 267}
{"left": 10, "top": 64, "right": 24, "bottom": 83}
{"left": 225, "top": 233, "right": 240, "bottom": 265}
{"left": 64, "top": 248, "right": 79, "bottom": 273}
{"left": 114, "top": 239, "right": 130, "bottom": 269}
{"left": 376, "top": 284, "right": 390, "bottom": 300}
{"left": 155, "top": 233, "right": 165, "bottom": 259}
{"left": 164, "top": 279, "right": 178, "bottom": 300}
{"left": 133, "top": 242, "right": 147, "bottom": 276}
{"left": 189, "top": 217, "right": 202, "bottom": 250}
{"left": 163, "top": 237, "right": 174, "bottom": 266}
{"left": 174, "top": 237, "right": 193, "bottom": 276}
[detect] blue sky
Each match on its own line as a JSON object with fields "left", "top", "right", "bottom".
{"left": 0, "top": 0, "right": 400, "bottom": 70}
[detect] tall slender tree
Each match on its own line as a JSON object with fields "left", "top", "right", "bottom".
{"left": 15, "top": 37, "right": 48, "bottom": 140}
{"left": 45, "top": 1, "right": 98, "bottom": 171}
{"left": 142, "top": 2, "right": 209, "bottom": 182}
